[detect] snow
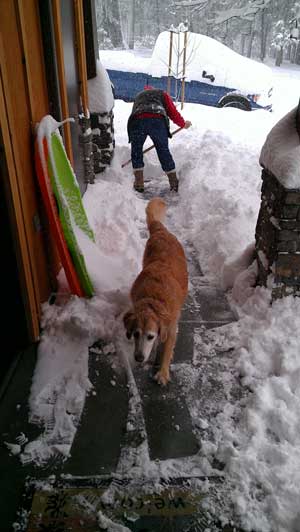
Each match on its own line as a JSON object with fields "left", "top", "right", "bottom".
{"left": 214, "top": 1, "right": 272, "bottom": 26}
{"left": 260, "top": 106, "right": 300, "bottom": 188}
{"left": 9, "top": 60, "right": 300, "bottom": 532}
{"left": 150, "top": 31, "right": 273, "bottom": 95}
{"left": 88, "top": 59, "right": 114, "bottom": 113}
{"left": 36, "top": 115, "right": 75, "bottom": 178}
{"left": 98, "top": 511, "right": 131, "bottom": 531}
{"left": 99, "top": 49, "right": 148, "bottom": 74}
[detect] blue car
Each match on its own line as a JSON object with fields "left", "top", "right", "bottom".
{"left": 102, "top": 31, "right": 273, "bottom": 112}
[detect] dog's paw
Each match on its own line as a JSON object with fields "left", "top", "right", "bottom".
{"left": 154, "top": 369, "right": 170, "bottom": 386}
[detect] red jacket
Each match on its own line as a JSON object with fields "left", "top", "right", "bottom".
{"left": 135, "top": 92, "right": 186, "bottom": 128}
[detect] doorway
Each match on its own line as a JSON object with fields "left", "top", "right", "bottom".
{"left": 0, "top": 130, "right": 29, "bottom": 382}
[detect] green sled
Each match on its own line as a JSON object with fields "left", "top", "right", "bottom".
{"left": 48, "top": 132, "right": 95, "bottom": 297}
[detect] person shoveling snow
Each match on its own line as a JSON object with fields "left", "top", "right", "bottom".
{"left": 127, "top": 86, "right": 191, "bottom": 192}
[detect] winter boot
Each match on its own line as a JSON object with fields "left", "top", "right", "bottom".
{"left": 167, "top": 171, "right": 179, "bottom": 192}
{"left": 133, "top": 169, "right": 144, "bottom": 193}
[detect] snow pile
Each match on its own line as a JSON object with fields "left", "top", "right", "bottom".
{"left": 98, "top": 511, "right": 131, "bottom": 531}
{"left": 22, "top": 295, "right": 118, "bottom": 464}
{"left": 99, "top": 49, "right": 149, "bottom": 74}
{"left": 79, "top": 181, "right": 145, "bottom": 298}
{"left": 88, "top": 59, "right": 114, "bottom": 113}
{"left": 221, "top": 292, "right": 300, "bottom": 532}
{"left": 222, "top": 243, "right": 258, "bottom": 305}
{"left": 260, "top": 105, "right": 300, "bottom": 188}
{"left": 169, "top": 103, "right": 273, "bottom": 283}
{"left": 20, "top": 142, "right": 146, "bottom": 463}
{"left": 149, "top": 31, "right": 273, "bottom": 96}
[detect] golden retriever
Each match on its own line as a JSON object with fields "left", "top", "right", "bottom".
{"left": 123, "top": 197, "right": 188, "bottom": 385}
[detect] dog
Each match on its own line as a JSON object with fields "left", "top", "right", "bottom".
{"left": 123, "top": 197, "right": 188, "bottom": 385}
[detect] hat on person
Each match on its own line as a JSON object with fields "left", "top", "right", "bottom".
{"left": 144, "top": 85, "right": 154, "bottom": 90}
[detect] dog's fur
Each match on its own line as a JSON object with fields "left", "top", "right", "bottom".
{"left": 123, "top": 197, "right": 188, "bottom": 385}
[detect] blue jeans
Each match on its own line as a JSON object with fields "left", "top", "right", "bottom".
{"left": 130, "top": 118, "right": 175, "bottom": 172}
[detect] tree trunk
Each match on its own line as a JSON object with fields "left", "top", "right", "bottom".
{"left": 241, "top": 34, "right": 247, "bottom": 56}
{"left": 296, "top": 40, "right": 300, "bottom": 65}
{"left": 155, "top": 0, "right": 160, "bottom": 34}
{"left": 275, "top": 46, "right": 283, "bottom": 67}
{"left": 247, "top": 26, "right": 255, "bottom": 58}
{"left": 102, "top": 0, "right": 123, "bottom": 48}
{"left": 260, "top": 10, "right": 268, "bottom": 62}
{"left": 128, "top": 0, "right": 135, "bottom": 49}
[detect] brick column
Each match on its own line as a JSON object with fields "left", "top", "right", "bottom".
{"left": 255, "top": 169, "right": 300, "bottom": 298}
{"left": 90, "top": 110, "right": 115, "bottom": 174}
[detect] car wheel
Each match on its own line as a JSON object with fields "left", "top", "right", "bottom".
{"left": 217, "top": 94, "right": 251, "bottom": 111}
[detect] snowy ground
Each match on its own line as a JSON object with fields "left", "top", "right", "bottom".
{"left": 269, "top": 60, "right": 300, "bottom": 119}
{"left": 7, "top": 62, "right": 300, "bottom": 532}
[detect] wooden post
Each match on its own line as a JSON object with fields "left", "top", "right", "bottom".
{"left": 174, "top": 31, "right": 180, "bottom": 103}
{"left": 52, "top": 0, "right": 74, "bottom": 166}
{"left": 74, "top": 0, "right": 89, "bottom": 116}
{"left": 181, "top": 30, "right": 188, "bottom": 110}
{"left": 167, "top": 30, "right": 174, "bottom": 95}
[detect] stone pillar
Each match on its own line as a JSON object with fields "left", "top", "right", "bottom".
{"left": 79, "top": 114, "right": 94, "bottom": 184}
{"left": 255, "top": 169, "right": 300, "bottom": 298}
{"left": 90, "top": 110, "right": 115, "bottom": 174}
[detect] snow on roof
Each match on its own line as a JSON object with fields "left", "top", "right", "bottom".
{"left": 149, "top": 31, "right": 273, "bottom": 94}
{"left": 260, "top": 106, "right": 300, "bottom": 188}
{"left": 99, "top": 49, "right": 149, "bottom": 74}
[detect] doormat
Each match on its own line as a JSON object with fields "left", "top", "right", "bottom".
{"left": 19, "top": 476, "right": 243, "bottom": 531}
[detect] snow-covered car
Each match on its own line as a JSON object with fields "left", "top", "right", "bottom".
{"left": 100, "top": 31, "right": 273, "bottom": 112}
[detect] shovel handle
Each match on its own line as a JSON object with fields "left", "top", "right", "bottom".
{"left": 121, "top": 126, "right": 184, "bottom": 168}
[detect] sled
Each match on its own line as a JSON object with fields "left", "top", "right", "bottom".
{"left": 35, "top": 116, "right": 95, "bottom": 297}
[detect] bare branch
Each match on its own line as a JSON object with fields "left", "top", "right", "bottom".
{"left": 174, "top": 0, "right": 207, "bottom": 6}
{"left": 212, "top": 0, "right": 272, "bottom": 26}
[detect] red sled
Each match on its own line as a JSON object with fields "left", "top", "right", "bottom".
{"left": 34, "top": 138, "right": 85, "bottom": 297}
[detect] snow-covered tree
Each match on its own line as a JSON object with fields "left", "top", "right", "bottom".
{"left": 270, "top": 20, "right": 290, "bottom": 65}
{"left": 95, "top": 0, "right": 300, "bottom": 65}
{"left": 95, "top": 0, "right": 124, "bottom": 48}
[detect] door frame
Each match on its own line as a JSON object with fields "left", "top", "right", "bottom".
{"left": 0, "top": 1, "right": 51, "bottom": 341}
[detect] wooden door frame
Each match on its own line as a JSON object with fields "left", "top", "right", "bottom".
{"left": 74, "top": 0, "right": 89, "bottom": 115}
{"left": 52, "top": 0, "right": 74, "bottom": 166}
{"left": 0, "top": 0, "right": 92, "bottom": 343}
{"left": 0, "top": 1, "right": 52, "bottom": 341}
{"left": 0, "top": 60, "right": 39, "bottom": 341}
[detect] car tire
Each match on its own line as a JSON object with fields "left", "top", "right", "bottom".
{"left": 217, "top": 94, "right": 251, "bottom": 111}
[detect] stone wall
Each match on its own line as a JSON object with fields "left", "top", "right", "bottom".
{"left": 79, "top": 114, "right": 94, "bottom": 185}
{"left": 90, "top": 110, "right": 115, "bottom": 175}
{"left": 255, "top": 168, "right": 300, "bottom": 298}
{"left": 78, "top": 110, "right": 115, "bottom": 184}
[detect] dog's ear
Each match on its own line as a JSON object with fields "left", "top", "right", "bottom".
{"left": 159, "top": 322, "right": 168, "bottom": 343}
{"left": 123, "top": 309, "right": 136, "bottom": 339}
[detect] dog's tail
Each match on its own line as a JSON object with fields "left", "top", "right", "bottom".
{"left": 146, "top": 198, "right": 167, "bottom": 229}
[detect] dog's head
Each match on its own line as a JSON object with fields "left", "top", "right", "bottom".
{"left": 123, "top": 307, "right": 167, "bottom": 364}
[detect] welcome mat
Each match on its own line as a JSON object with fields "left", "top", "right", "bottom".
{"left": 18, "top": 476, "right": 243, "bottom": 531}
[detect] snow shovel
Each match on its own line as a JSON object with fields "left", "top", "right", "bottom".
{"left": 121, "top": 126, "right": 183, "bottom": 168}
